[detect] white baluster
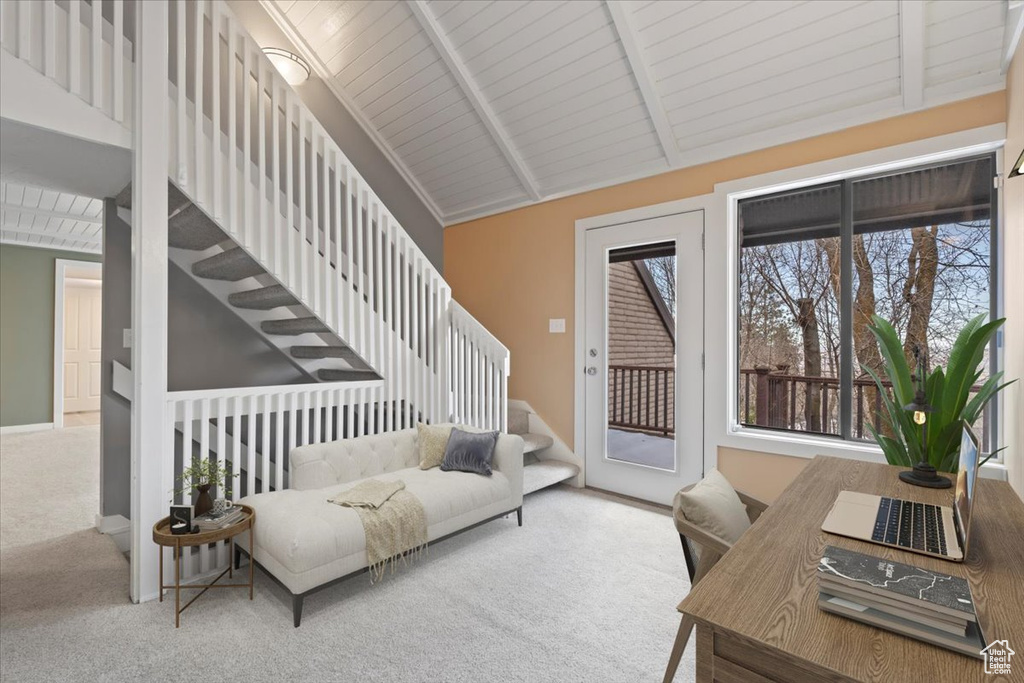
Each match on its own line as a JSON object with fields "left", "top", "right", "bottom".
{"left": 215, "top": 395, "right": 227, "bottom": 566}
{"left": 90, "top": 0, "right": 101, "bottom": 107}
{"left": 211, "top": 0, "right": 221, "bottom": 220}
{"left": 68, "top": 0, "right": 80, "bottom": 96}
{"left": 112, "top": 0, "right": 123, "bottom": 121}
{"left": 227, "top": 20, "right": 237, "bottom": 236}
{"left": 199, "top": 397, "right": 211, "bottom": 574}
{"left": 344, "top": 167, "right": 355, "bottom": 344}
{"left": 285, "top": 90, "right": 295, "bottom": 292}
{"left": 311, "top": 132, "right": 320, "bottom": 316}
{"left": 313, "top": 389, "right": 323, "bottom": 445}
{"left": 246, "top": 395, "right": 256, "bottom": 500}
{"left": 272, "top": 78, "right": 282, "bottom": 277}
{"left": 333, "top": 152, "right": 344, "bottom": 335}
{"left": 321, "top": 135, "right": 330, "bottom": 326}
{"left": 176, "top": 0, "right": 186, "bottom": 184}
{"left": 275, "top": 393, "right": 284, "bottom": 491}
{"left": 242, "top": 35, "right": 251, "bottom": 249}
{"left": 298, "top": 107, "right": 307, "bottom": 304}
{"left": 257, "top": 56, "right": 267, "bottom": 260}
{"left": 193, "top": 0, "right": 204, "bottom": 208}
{"left": 260, "top": 394, "right": 271, "bottom": 493}
{"left": 231, "top": 396, "right": 241, "bottom": 502}
{"left": 43, "top": 0, "right": 56, "bottom": 79}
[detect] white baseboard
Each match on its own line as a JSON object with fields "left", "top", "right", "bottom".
{"left": 95, "top": 514, "right": 131, "bottom": 553}
{"left": 0, "top": 422, "right": 54, "bottom": 435}
{"left": 509, "top": 399, "right": 583, "bottom": 488}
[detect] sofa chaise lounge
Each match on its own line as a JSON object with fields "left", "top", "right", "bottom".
{"left": 237, "top": 427, "right": 524, "bottom": 626}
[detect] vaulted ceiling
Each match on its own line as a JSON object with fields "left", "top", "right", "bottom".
{"left": 265, "top": 0, "right": 1017, "bottom": 225}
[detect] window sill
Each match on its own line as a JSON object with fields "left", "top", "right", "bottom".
{"left": 722, "top": 424, "right": 1007, "bottom": 480}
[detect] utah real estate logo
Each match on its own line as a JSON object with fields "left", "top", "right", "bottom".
{"left": 981, "top": 640, "right": 1015, "bottom": 676}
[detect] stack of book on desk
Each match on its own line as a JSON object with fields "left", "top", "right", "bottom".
{"left": 195, "top": 508, "right": 245, "bottom": 531}
{"left": 817, "top": 545, "right": 985, "bottom": 659}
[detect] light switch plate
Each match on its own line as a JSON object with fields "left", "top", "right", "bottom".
{"left": 123, "top": 328, "right": 132, "bottom": 349}
{"left": 549, "top": 318, "right": 566, "bottom": 334}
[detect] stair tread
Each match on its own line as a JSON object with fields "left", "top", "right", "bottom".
{"left": 229, "top": 285, "right": 297, "bottom": 310}
{"left": 523, "top": 460, "right": 579, "bottom": 495}
{"left": 520, "top": 432, "right": 554, "bottom": 454}
{"left": 261, "top": 317, "right": 329, "bottom": 335}
{"left": 291, "top": 345, "right": 359, "bottom": 361}
{"left": 170, "top": 204, "right": 227, "bottom": 251}
{"left": 192, "top": 248, "right": 263, "bottom": 281}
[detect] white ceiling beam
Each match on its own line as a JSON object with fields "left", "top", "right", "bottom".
{"left": 0, "top": 202, "right": 103, "bottom": 224}
{"left": 1, "top": 222, "right": 102, "bottom": 243}
{"left": 258, "top": 0, "right": 447, "bottom": 226}
{"left": 899, "top": 0, "right": 925, "bottom": 111}
{"left": 605, "top": 0, "right": 681, "bottom": 167}
{"left": 1002, "top": 1, "right": 1024, "bottom": 73}
{"left": 0, "top": 237, "right": 101, "bottom": 253}
{"left": 407, "top": 0, "right": 541, "bottom": 201}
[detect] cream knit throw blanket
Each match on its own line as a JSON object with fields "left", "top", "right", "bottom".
{"left": 328, "top": 479, "right": 427, "bottom": 582}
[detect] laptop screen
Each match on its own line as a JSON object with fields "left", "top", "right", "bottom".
{"left": 954, "top": 423, "right": 980, "bottom": 548}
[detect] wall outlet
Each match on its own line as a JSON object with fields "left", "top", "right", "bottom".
{"left": 549, "top": 318, "right": 566, "bottom": 334}
{"left": 123, "top": 328, "right": 132, "bottom": 349}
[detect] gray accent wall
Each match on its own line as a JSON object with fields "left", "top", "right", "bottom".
{"left": 226, "top": 0, "right": 444, "bottom": 271}
{"left": 0, "top": 244, "right": 102, "bottom": 428}
{"left": 100, "top": 206, "right": 310, "bottom": 519}
{"left": 100, "top": 200, "right": 131, "bottom": 518}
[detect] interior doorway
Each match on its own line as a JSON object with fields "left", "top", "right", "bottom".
{"left": 54, "top": 259, "right": 103, "bottom": 429}
{"left": 581, "top": 210, "right": 704, "bottom": 505}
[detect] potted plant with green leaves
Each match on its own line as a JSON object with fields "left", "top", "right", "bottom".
{"left": 174, "top": 458, "right": 238, "bottom": 517}
{"left": 862, "top": 313, "right": 1013, "bottom": 474}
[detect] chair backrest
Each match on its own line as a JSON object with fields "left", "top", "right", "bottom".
{"left": 672, "top": 482, "right": 768, "bottom": 585}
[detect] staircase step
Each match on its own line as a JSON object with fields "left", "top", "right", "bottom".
{"left": 192, "top": 248, "right": 263, "bottom": 281}
{"left": 261, "top": 317, "right": 329, "bottom": 336}
{"left": 229, "top": 285, "right": 298, "bottom": 310}
{"left": 508, "top": 407, "right": 530, "bottom": 435}
{"left": 291, "top": 345, "right": 360, "bottom": 362}
{"left": 170, "top": 205, "right": 227, "bottom": 250}
{"left": 317, "top": 368, "right": 380, "bottom": 381}
{"left": 116, "top": 181, "right": 190, "bottom": 216}
{"left": 523, "top": 460, "right": 579, "bottom": 495}
{"left": 521, "top": 432, "right": 554, "bottom": 455}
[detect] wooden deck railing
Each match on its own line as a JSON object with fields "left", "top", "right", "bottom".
{"left": 608, "top": 365, "right": 674, "bottom": 436}
{"left": 738, "top": 367, "right": 984, "bottom": 440}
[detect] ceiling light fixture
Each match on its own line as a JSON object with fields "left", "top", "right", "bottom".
{"left": 262, "top": 47, "right": 311, "bottom": 86}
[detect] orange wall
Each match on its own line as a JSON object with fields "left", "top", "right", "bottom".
{"left": 444, "top": 92, "right": 1006, "bottom": 448}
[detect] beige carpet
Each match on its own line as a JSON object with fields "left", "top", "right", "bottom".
{"left": 1, "top": 428, "right": 696, "bottom": 682}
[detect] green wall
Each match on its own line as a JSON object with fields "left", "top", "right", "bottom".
{"left": 0, "top": 244, "right": 102, "bottom": 427}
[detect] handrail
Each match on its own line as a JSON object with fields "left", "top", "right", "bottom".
{"left": 165, "top": 379, "right": 382, "bottom": 403}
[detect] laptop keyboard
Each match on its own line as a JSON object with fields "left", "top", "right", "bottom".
{"left": 871, "top": 497, "right": 948, "bottom": 555}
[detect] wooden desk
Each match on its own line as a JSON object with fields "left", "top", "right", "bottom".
{"left": 679, "top": 456, "right": 1024, "bottom": 682}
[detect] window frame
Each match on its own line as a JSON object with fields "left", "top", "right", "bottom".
{"left": 732, "top": 152, "right": 1000, "bottom": 453}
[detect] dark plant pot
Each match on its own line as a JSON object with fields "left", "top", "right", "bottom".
{"left": 194, "top": 484, "right": 214, "bottom": 517}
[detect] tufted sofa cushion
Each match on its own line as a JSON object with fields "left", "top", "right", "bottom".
{"left": 290, "top": 428, "right": 421, "bottom": 490}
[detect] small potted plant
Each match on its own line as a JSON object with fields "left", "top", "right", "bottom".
{"left": 174, "top": 458, "right": 238, "bottom": 517}
{"left": 862, "top": 313, "right": 1014, "bottom": 472}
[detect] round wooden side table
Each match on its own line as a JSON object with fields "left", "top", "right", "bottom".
{"left": 152, "top": 504, "right": 255, "bottom": 627}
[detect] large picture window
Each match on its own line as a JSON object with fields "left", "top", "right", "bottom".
{"left": 737, "top": 155, "right": 996, "bottom": 447}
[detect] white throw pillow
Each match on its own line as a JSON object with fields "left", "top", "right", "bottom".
{"left": 674, "top": 469, "right": 751, "bottom": 545}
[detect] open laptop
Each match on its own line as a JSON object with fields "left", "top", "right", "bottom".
{"left": 821, "top": 423, "right": 980, "bottom": 562}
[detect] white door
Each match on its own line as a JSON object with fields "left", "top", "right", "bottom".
{"left": 63, "top": 284, "right": 102, "bottom": 413}
{"left": 583, "top": 211, "right": 704, "bottom": 505}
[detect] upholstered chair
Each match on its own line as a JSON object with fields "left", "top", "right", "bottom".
{"left": 663, "top": 475, "right": 769, "bottom": 683}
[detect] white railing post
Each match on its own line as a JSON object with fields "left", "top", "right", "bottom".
{"left": 130, "top": 0, "right": 170, "bottom": 605}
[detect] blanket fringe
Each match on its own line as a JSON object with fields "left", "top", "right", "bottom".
{"left": 369, "top": 541, "right": 430, "bottom": 584}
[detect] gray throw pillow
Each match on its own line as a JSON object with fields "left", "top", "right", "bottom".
{"left": 440, "top": 428, "right": 499, "bottom": 476}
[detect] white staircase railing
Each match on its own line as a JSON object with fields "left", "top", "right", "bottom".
{"left": 0, "top": 0, "right": 132, "bottom": 125}
{"left": 7, "top": 0, "right": 511, "bottom": 585}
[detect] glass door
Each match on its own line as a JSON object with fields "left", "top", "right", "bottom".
{"left": 583, "top": 210, "right": 704, "bottom": 505}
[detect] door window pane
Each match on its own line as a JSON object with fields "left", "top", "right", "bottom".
{"left": 607, "top": 242, "right": 676, "bottom": 469}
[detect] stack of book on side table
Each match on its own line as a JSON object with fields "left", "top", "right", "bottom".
{"left": 817, "top": 545, "right": 985, "bottom": 658}
{"left": 195, "top": 507, "right": 245, "bottom": 532}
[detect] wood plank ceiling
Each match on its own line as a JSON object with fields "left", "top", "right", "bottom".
{"left": 265, "top": 0, "right": 1012, "bottom": 225}
{"left": 0, "top": 181, "right": 103, "bottom": 254}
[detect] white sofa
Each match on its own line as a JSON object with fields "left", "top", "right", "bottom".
{"left": 238, "top": 427, "right": 524, "bottom": 626}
